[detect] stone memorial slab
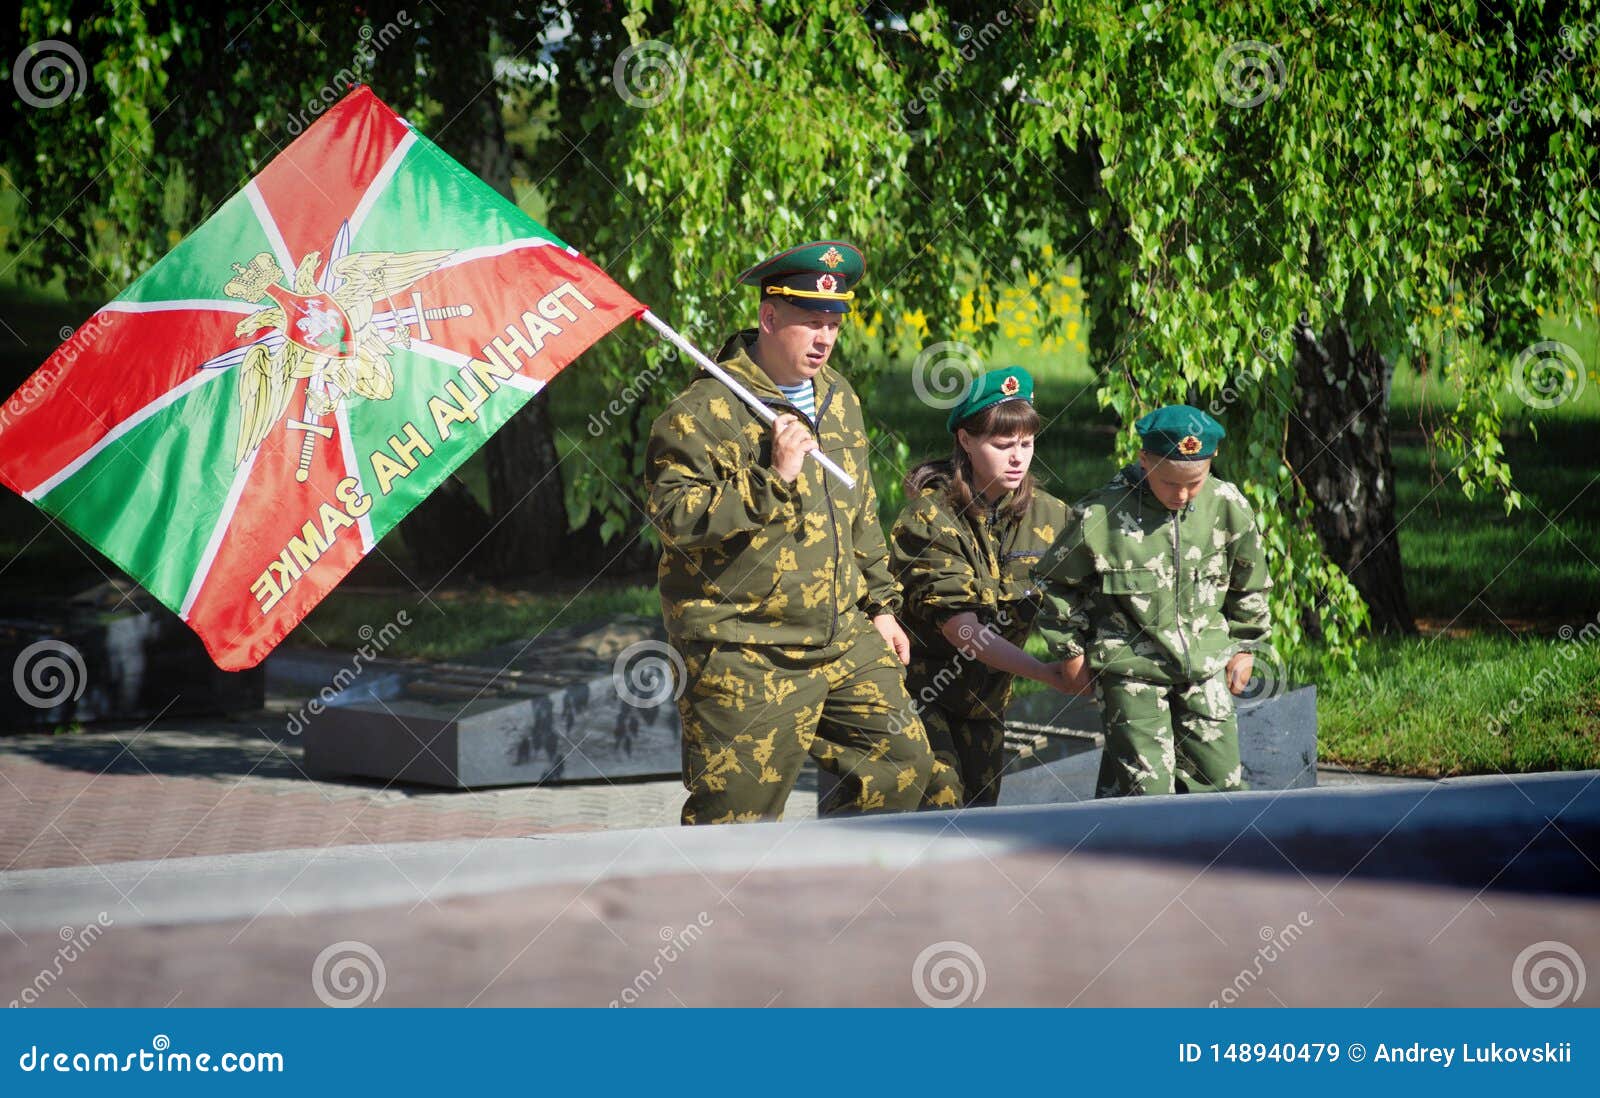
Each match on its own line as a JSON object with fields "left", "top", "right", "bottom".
{"left": 297, "top": 618, "right": 1317, "bottom": 797}
{"left": 299, "top": 616, "right": 682, "bottom": 788}
{"left": 998, "top": 686, "right": 1318, "bottom": 806}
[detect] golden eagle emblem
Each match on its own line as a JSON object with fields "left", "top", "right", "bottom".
{"left": 222, "top": 233, "right": 471, "bottom": 481}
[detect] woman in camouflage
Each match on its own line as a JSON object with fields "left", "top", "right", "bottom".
{"left": 889, "top": 367, "right": 1080, "bottom": 809}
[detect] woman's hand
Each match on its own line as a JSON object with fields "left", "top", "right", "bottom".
{"left": 1043, "top": 655, "right": 1093, "bottom": 695}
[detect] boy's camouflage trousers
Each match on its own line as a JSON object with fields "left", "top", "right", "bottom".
{"left": 1095, "top": 672, "right": 1248, "bottom": 797}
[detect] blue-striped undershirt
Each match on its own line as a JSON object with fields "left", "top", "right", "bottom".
{"left": 776, "top": 380, "right": 816, "bottom": 422}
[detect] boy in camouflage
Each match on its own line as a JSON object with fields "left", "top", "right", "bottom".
{"left": 1031, "top": 405, "right": 1272, "bottom": 797}
{"left": 890, "top": 367, "right": 1074, "bottom": 808}
{"left": 644, "top": 241, "right": 934, "bottom": 824}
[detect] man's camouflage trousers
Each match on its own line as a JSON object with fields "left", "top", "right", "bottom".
{"left": 675, "top": 619, "right": 934, "bottom": 824}
{"left": 1095, "top": 672, "right": 1248, "bottom": 798}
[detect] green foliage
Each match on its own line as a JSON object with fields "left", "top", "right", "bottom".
{"left": 7, "top": 1, "right": 540, "bottom": 296}
{"left": 998, "top": 2, "right": 1600, "bottom": 664}
{"left": 529, "top": 0, "right": 947, "bottom": 546}
{"left": 526, "top": 1, "right": 1598, "bottom": 665}
{"left": 532, "top": 2, "right": 1591, "bottom": 664}
{"left": 10, "top": 0, "right": 1600, "bottom": 671}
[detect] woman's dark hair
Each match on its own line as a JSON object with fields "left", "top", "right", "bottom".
{"left": 903, "top": 398, "right": 1042, "bottom": 522}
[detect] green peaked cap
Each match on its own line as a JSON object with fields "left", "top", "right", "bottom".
{"left": 736, "top": 240, "right": 864, "bottom": 313}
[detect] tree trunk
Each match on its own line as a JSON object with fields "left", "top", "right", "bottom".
{"left": 400, "top": 474, "right": 494, "bottom": 582}
{"left": 483, "top": 391, "right": 569, "bottom": 576}
{"left": 1285, "top": 320, "right": 1417, "bottom": 634}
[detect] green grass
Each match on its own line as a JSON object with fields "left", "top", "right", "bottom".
{"left": 1312, "top": 632, "right": 1600, "bottom": 776}
{"left": 1389, "top": 314, "right": 1600, "bottom": 623}
{"left": 293, "top": 584, "right": 660, "bottom": 659}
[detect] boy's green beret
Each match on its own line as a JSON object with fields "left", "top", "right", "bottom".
{"left": 1135, "top": 404, "right": 1225, "bottom": 460}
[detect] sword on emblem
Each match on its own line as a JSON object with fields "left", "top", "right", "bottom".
{"left": 287, "top": 291, "right": 475, "bottom": 482}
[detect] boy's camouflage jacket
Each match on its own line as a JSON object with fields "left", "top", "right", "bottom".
{"left": 644, "top": 330, "right": 898, "bottom": 647}
{"left": 1031, "top": 465, "right": 1272, "bottom": 684}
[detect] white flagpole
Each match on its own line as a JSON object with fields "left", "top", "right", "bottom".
{"left": 638, "top": 309, "right": 856, "bottom": 490}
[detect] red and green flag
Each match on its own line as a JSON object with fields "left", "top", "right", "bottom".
{"left": 0, "top": 86, "right": 644, "bottom": 671}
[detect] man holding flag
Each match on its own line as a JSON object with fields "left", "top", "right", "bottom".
{"left": 0, "top": 87, "right": 927, "bottom": 824}
{"left": 645, "top": 242, "right": 934, "bottom": 825}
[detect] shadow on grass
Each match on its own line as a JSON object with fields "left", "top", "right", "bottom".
{"left": 1397, "top": 417, "right": 1600, "bottom": 623}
